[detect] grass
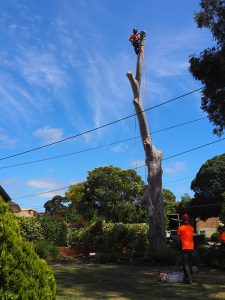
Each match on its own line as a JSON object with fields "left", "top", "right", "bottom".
{"left": 52, "top": 263, "right": 225, "bottom": 300}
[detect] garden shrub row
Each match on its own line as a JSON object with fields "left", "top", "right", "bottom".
{"left": 17, "top": 216, "right": 68, "bottom": 246}
{"left": 67, "top": 222, "right": 149, "bottom": 261}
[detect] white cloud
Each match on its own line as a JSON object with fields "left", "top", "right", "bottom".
{"left": 0, "top": 130, "right": 16, "bottom": 148}
{"left": 164, "top": 161, "right": 186, "bottom": 174}
{"left": 110, "top": 143, "right": 127, "bottom": 153}
{"left": 33, "top": 126, "right": 64, "bottom": 144}
{"left": 149, "top": 29, "right": 209, "bottom": 78}
{"left": 16, "top": 49, "right": 68, "bottom": 90}
{"left": 26, "top": 178, "right": 61, "bottom": 190}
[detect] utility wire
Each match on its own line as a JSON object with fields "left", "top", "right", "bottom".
{"left": 135, "top": 137, "right": 225, "bottom": 169}
{"left": 0, "top": 87, "right": 202, "bottom": 162}
{"left": 0, "top": 116, "right": 207, "bottom": 170}
{"left": 13, "top": 187, "right": 70, "bottom": 200}
{"left": 11, "top": 137, "right": 224, "bottom": 201}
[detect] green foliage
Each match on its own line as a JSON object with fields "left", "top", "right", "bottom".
{"left": 38, "top": 217, "right": 68, "bottom": 246}
{"left": 219, "top": 196, "right": 225, "bottom": 224}
{"left": 177, "top": 193, "right": 192, "bottom": 211}
{"left": 197, "top": 245, "right": 225, "bottom": 270}
{"left": 44, "top": 195, "right": 70, "bottom": 219}
{"left": 164, "top": 202, "right": 179, "bottom": 230}
{"left": 152, "top": 248, "right": 180, "bottom": 264}
{"left": 34, "top": 240, "right": 59, "bottom": 261}
{"left": 194, "top": 234, "right": 207, "bottom": 247}
{"left": 189, "top": 0, "right": 225, "bottom": 135}
{"left": 67, "top": 166, "right": 146, "bottom": 223}
{"left": 211, "top": 232, "right": 220, "bottom": 242}
{"left": 190, "top": 154, "right": 225, "bottom": 219}
{"left": 67, "top": 222, "right": 149, "bottom": 261}
{"left": 99, "top": 223, "right": 149, "bottom": 258}
{"left": 17, "top": 217, "right": 44, "bottom": 241}
{"left": 0, "top": 197, "right": 56, "bottom": 299}
{"left": 17, "top": 216, "right": 68, "bottom": 246}
{"left": 162, "top": 189, "right": 176, "bottom": 204}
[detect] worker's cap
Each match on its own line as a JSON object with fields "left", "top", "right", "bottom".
{"left": 182, "top": 214, "right": 190, "bottom": 222}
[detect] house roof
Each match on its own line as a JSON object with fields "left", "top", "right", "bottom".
{"left": 8, "top": 201, "right": 21, "bottom": 213}
{"left": 0, "top": 185, "right": 12, "bottom": 202}
{"left": 0, "top": 185, "right": 21, "bottom": 213}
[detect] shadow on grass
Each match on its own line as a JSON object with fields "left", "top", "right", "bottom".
{"left": 52, "top": 264, "right": 225, "bottom": 300}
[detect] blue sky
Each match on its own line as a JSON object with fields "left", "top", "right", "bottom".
{"left": 0, "top": 0, "right": 224, "bottom": 212}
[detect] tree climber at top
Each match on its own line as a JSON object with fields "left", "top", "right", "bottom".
{"left": 129, "top": 28, "right": 141, "bottom": 55}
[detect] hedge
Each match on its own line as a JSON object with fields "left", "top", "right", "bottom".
{"left": 197, "top": 245, "right": 225, "bottom": 270}
{"left": 17, "top": 216, "right": 68, "bottom": 246}
{"left": 68, "top": 222, "right": 149, "bottom": 261}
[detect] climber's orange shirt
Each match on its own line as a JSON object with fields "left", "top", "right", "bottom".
{"left": 177, "top": 224, "right": 194, "bottom": 250}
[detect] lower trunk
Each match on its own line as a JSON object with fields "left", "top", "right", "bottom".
{"left": 143, "top": 148, "right": 166, "bottom": 254}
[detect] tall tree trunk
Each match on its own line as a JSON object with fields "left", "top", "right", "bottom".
{"left": 126, "top": 33, "right": 166, "bottom": 254}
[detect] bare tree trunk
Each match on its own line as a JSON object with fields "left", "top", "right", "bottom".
{"left": 126, "top": 33, "right": 166, "bottom": 254}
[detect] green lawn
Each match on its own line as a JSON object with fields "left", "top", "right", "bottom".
{"left": 52, "top": 263, "right": 225, "bottom": 300}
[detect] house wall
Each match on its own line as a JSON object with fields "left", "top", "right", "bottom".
{"left": 16, "top": 209, "right": 38, "bottom": 217}
{"left": 196, "top": 217, "right": 219, "bottom": 238}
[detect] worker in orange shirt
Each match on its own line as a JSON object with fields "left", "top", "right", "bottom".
{"left": 177, "top": 214, "right": 194, "bottom": 284}
{"left": 219, "top": 227, "right": 225, "bottom": 246}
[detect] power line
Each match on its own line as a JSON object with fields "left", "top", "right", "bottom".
{"left": 135, "top": 137, "right": 225, "bottom": 169}
{"left": 13, "top": 187, "right": 70, "bottom": 200}
{"left": 0, "top": 116, "right": 207, "bottom": 170}
{"left": 11, "top": 137, "right": 225, "bottom": 201}
{"left": 0, "top": 87, "right": 202, "bottom": 162}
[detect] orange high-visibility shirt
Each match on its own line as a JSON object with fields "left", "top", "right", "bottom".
{"left": 220, "top": 232, "right": 225, "bottom": 244}
{"left": 177, "top": 224, "right": 194, "bottom": 250}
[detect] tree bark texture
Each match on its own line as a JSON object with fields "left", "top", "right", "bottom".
{"left": 126, "top": 33, "right": 166, "bottom": 254}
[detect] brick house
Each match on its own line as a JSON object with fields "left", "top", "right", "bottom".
{"left": 196, "top": 217, "right": 220, "bottom": 238}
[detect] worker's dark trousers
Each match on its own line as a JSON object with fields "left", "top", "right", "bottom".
{"left": 181, "top": 250, "right": 193, "bottom": 283}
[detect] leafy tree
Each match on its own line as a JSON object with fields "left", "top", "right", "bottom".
{"left": 190, "top": 153, "right": 225, "bottom": 219}
{"left": 162, "top": 189, "right": 176, "bottom": 204}
{"left": 162, "top": 189, "right": 178, "bottom": 229}
{"left": 66, "top": 182, "right": 86, "bottom": 222}
{"left": 219, "top": 192, "right": 225, "bottom": 224}
{"left": 189, "top": 0, "right": 225, "bottom": 135}
{"left": 177, "top": 193, "right": 192, "bottom": 213}
{"left": 0, "top": 197, "right": 56, "bottom": 299}
{"left": 44, "top": 195, "right": 69, "bottom": 219}
{"left": 67, "top": 166, "right": 147, "bottom": 223}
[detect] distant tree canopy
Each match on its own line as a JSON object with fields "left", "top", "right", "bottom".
{"left": 177, "top": 193, "right": 192, "bottom": 213}
{"left": 66, "top": 166, "right": 147, "bottom": 223}
{"left": 189, "top": 0, "right": 225, "bottom": 135}
{"left": 162, "top": 189, "right": 176, "bottom": 204}
{"left": 190, "top": 153, "right": 225, "bottom": 219}
{"left": 44, "top": 195, "right": 69, "bottom": 218}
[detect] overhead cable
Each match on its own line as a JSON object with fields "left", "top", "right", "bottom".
{"left": 0, "top": 87, "right": 202, "bottom": 162}
{"left": 0, "top": 116, "right": 207, "bottom": 170}
{"left": 11, "top": 137, "right": 225, "bottom": 201}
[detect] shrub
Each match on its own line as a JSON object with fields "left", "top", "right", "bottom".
{"left": 0, "top": 197, "right": 56, "bottom": 299}
{"left": 38, "top": 217, "right": 68, "bottom": 246}
{"left": 152, "top": 248, "right": 180, "bottom": 264}
{"left": 197, "top": 245, "right": 225, "bottom": 270}
{"left": 194, "top": 234, "right": 207, "bottom": 247}
{"left": 34, "top": 240, "right": 59, "bottom": 261}
{"left": 211, "top": 232, "right": 220, "bottom": 242}
{"left": 16, "top": 217, "right": 44, "bottom": 241}
{"left": 68, "top": 222, "right": 149, "bottom": 261}
{"left": 17, "top": 216, "right": 68, "bottom": 246}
